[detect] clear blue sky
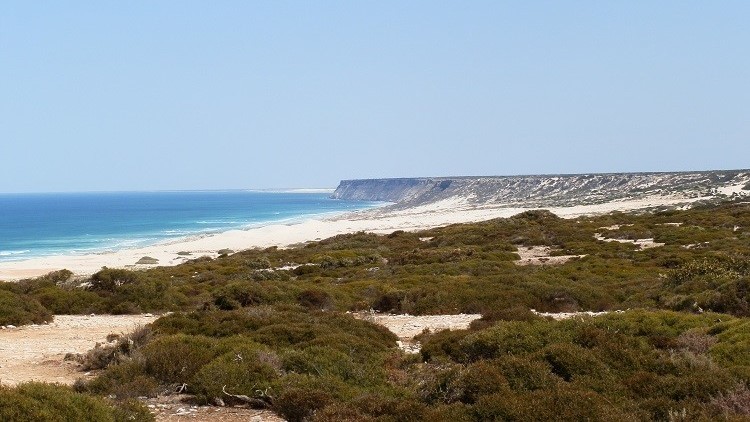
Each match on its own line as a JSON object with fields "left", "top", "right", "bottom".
{"left": 1, "top": 1, "right": 748, "bottom": 192}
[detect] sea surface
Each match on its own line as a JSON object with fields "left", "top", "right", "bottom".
{"left": 0, "top": 191, "right": 379, "bottom": 262}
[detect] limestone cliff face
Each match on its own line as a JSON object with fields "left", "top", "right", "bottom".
{"left": 331, "top": 170, "right": 750, "bottom": 207}
{"left": 330, "top": 178, "right": 452, "bottom": 203}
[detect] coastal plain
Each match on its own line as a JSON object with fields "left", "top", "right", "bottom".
{"left": 2, "top": 171, "right": 750, "bottom": 421}
{"left": 2, "top": 170, "right": 748, "bottom": 280}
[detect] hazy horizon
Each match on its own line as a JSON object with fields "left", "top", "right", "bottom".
{"left": 2, "top": 2, "right": 748, "bottom": 193}
{"left": 2, "top": 167, "right": 749, "bottom": 195}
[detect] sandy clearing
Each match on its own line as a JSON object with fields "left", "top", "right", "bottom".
{"left": 355, "top": 313, "right": 482, "bottom": 353}
{"left": 0, "top": 314, "right": 284, "bottom": 420}
{"left": 514, "top": 246, "right": 586, "bottom": 266}
{"left": 594, "top": 233, "right": 665, "bottom": 249}
{"left": 359, "top": 313, "right": 482, "bottom": 338}
{"left": 0, "top": 314, "right": 159, "bottom": 386}
{"left": 532, "top": 309, "right": 613, "bottom": 320}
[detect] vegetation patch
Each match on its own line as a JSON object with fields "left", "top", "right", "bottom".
{"left": 3, "top": 200, "right": 750, "bottom": 419}
{"left": 0, "top": 289, "right": 52, "bottom": 326}
{"left": 0, "top": 382, "right": 153, "bottom": 422}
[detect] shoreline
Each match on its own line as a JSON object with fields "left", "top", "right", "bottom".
{"left": 0, "top": 194, "right": 714, "bottom": 281}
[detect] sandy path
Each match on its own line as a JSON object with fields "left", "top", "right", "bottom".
{"left": 0, "top": 314, "right": 159, "bottom": 386}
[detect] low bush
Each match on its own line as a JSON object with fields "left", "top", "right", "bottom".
{"left": 297, "top": 289, "right": 332, "bottom": 310}
{"left": 89, "top": 268, "right": 140, "bottom": 291}
{"left": 192, "top": 344, "right": 280, "bottom": 402}
{"left": 141, "top": 335, "right": 218, "bottom": 384}
{"left": 0, "top": 289, "right": 52, "bottom": 326}
{"left": 0, "top": 382, "right": 153, "bottom": 421}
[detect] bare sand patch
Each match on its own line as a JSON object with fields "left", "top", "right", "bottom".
{"left": 355, "top": 313, "right": 481, "bottom": 353}
{"left": 0, "top": 314, "right": 283, "bottom": 421}
{"left": 594, "top": 233, "right": 665, "bottom": 249}
{"left": 514, "top": 246, "right": 586, "bottom": 266}
{"left": 532, "top": 309, "right": 613, "bottom": 320}
{"left": 0, "top": 314, "right": 159, "bottom": 386}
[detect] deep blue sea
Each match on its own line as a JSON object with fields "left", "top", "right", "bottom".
{"left": 0, "top": 191, "right": 378, "bottom": 262}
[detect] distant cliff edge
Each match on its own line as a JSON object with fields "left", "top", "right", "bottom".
{"left": 331, "top": 170, "right": 750, "bottom": 208}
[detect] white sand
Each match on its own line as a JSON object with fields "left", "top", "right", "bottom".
{"left": 514, "top": 246, "right": 586, "bottom": 266}
{"left": 718, "top": 181, "right": 749, "bottom": 196}
{"left": 0, "top": 194, "right": 714, "bottom": 281}
{"left": 354, "top": 312, "right": 482, "bottom": 353}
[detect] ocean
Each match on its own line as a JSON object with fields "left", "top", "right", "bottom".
{"left": 0, "top": 191, "right": 378, "bottom": 262}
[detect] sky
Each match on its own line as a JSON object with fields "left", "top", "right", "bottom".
{"left": 1, "top": 1, "right": 748, "bottom": 192}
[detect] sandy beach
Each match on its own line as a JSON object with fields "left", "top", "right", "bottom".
{"left": 0, "top": 194, "right": 712, "bottom": 281}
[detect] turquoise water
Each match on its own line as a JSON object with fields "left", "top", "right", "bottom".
{"left": 0, "top": 191, "right": 377, "bottom": 262}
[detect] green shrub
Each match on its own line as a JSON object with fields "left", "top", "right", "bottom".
{"left": 492, "top": 356, "right": 559, "bottom": 391}
{"left": 193, "top": 344, "right": 280, "bottom": 401}
{"left": 452, "top": 360, "right": 510, "bottom": 404}
{"left": 272, "top": 375, "right": 337, "bottom": 422}
{"left": 281, "top": 346, "right": 359, "bottom": 382}
{"left": 89, "top": 268, "right": 139, "bottom": 291}
{"left": 0, "top": 290, "right": 52, "bottom": 326}
{"left": 212, "top": 282, "right": 273, "bottom": 310}
{"left": 42, "top": 269, "right": 73, "bottom": 283}
{"left": 81, "top": 361, "right": 151, "bottom": 398}
{"left": 470, "top": 305, "right": 543, "bottom": 330}
{"left": 33, "top": 287, "right": 104, "bottom": 314}
{"left": 297, "top": 289, "right": 332, "bottom": 310}
{"left": 712, "top": 319, "right": 750, "bottom": 366}
{"left": 457, "top": 320, "right": 571, "bottom": 362}
{"left": 81, "top": 325, "right": 151, "bottom": 370}
{"left": 409, "top": 362, "right": 463, "bottom": 404}
{"left": 0, "top": 382, "right": 153, "bottom": 422}
{"left": 141, "top": 335, "right": 218, "bottom": 383}
{"left": 539, "top": 343, "right": 608, "bottom": 382}
{"left": 313, "top": 403, "right": 375, "bottom": 422}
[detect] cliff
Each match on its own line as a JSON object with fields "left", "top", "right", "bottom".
{"left": 331, "top": 170, "right": 750, "bottom": 208}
